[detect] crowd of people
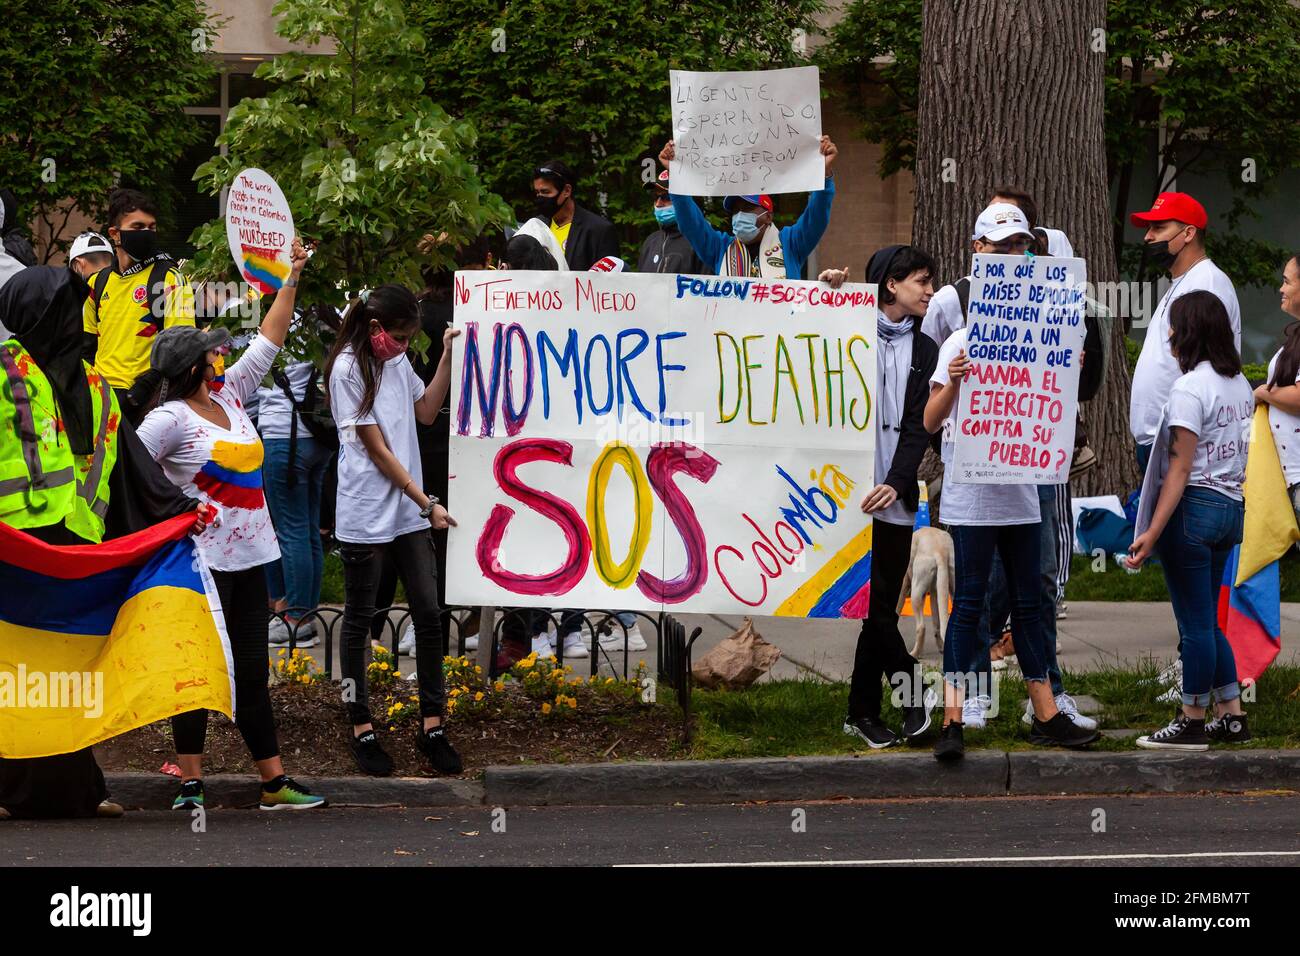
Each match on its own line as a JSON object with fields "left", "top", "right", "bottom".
{"left": 0, "top": 137, "right": 1292, "bottom": 818}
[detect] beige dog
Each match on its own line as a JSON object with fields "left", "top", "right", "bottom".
{"left": 895, "top": 526, "right": 955, "bottom": 658}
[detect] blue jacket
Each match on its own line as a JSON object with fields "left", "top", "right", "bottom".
{"left": 669, "top": 176, "right": 836, "bottom": 280}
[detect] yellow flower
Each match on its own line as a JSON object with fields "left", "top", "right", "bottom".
{"left": 277, "top": 649, "right": 287, "bottom": 657}
{"left": 541, "top": 702, "right": 552, "bottom": 715}
{"left": 605, "top": 677, "right": 615, "bottom": 685}
{"left": 493, "top": 681, "right": 505, "bottom": 693}
{"left": 474, "top": 665, "right": 482, "bottom": 674}
{"left": 474, "top": 691, "right": 485, "bottom": 702}
{"left": 449, "top": 688, "right": 460, "bottom": 697}
{"left": 566, "top": 697, "right": 577, "bottom": 709}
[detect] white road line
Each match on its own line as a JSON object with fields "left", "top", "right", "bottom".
{"left": 620, "top": 850, "right": 1300, "bottom": 867}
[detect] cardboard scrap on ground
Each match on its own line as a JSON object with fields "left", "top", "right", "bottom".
{"left": 691, "top": 617, "right": 782, "bottom": 689}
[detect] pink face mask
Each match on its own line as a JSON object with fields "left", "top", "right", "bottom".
{"left": 370, "top": 327, "right": 406, "bottom": 361}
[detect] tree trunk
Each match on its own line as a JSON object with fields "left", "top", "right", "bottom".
{"left": 913, "top": 0, "right": 1136, "bottom": 497}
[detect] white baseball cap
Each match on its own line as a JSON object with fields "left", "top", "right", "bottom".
{"left": 971, "top": 203, "right": 1032, "bottom": 242}
{"left": 69, "top": 231, "right": 113, "bottom": 262}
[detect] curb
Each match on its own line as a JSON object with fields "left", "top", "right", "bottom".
{"left": 104, "top": 750, "right": 1300, "bottom": 809}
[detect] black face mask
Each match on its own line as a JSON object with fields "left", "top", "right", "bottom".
{"left": 534, "top": 190, "right": 565, "bottom": 220}
{"left": 1143, "top": 237, "right": 1181, "bottom": 273}
{"left": 117, "top": 229, "right": 159, "bottom": 263}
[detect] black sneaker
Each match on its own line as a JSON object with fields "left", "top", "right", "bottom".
{"left": 350, "top": 730, "right": 395, "bottom": 776}
{"left": 843, "top": 716, "right": 898, "bottom": 749}
{"left": 416, "top": 726, "right": 463, "bottom": 774}
{"left": 1030, "top": 711, "right": 1101, "bottom": 748}
{"left": 934, "top": 722, "right": 964, "bottom": 762}
{"left": 171, "top": 779, "right": 204, "bottom": 810}
{"left": 1136, "top": 714, "right": 1208, "bottom": 751}
{"left": 1206, "top": 712, "right": 1251, "bottom": 744}
{"left": 900, "top": 686, "right": 938, "bottom": 741}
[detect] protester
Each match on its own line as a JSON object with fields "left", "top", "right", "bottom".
{"left": 923, "top": 250, "right": 1102, "bottom": 759}
{"left": 1256, "top": 252, "right": 1300, "bottom": 526}
{"left": 325, "top": 284, "right": 463, "bottom": 776}
{"left": 1129, "top": 192, "right": 1241, "bottom": 471}
{"left": 531, "top": 160, "right": 619, "bottom": 271}
{"left": 67, "top": 232, "right": 114, "bottom": 281}
{"left": 838, "top": 245, "right": 939, "bottom": 747}
{"left": 502, "top": 233, "right": 564, "bottom": 271}
{"left": 82, "top": 188, "right": 196, "bottom": 426}
{"left": 0, "top": 265, "right": 207, "bottom": 821}
{"left": 657, "top": 136, "right": 837, "bottom": 280}
{"left": 1128, "top": 291, "right": 1253, "bottom": 749}
{"left": 138, "top": 238, "right": 326, "bottom": 810}
{"left": 0, "top": 189, "right": 37, "bottom": 267}
{"left": 0, "top": 202, "right": 24, "bottom": 342}
{"left": 635, "top": 170, "right": 705, "bottom": 275}
{"left": 260, "top": 304, "right": 339, "bottom": 649}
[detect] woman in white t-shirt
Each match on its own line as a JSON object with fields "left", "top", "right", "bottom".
{"left": 1128, "top": 290, "right": 1253, "bottom": 750}
{"left": 324, "top": 284, "right": 461, "bottom": 777}
{"left": 138, "top": 238, "right": 325, "bottom": 810}
{"left": 924, "top": 330, "right": 1100, "bottom": 761}
{"left": 1254, "top": 253, "right": 1300, "bottom": 524}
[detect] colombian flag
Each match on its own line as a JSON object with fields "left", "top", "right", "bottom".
{"left": 0, "top": 513, "right": 233, "bottom": 758}
{"left": 241, "top": 249, "right": 290, "bottom": 296}
{"left": 194, "top": 439, "right": 265, "bottom": 510}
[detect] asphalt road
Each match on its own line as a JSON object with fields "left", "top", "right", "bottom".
{"left": 2, "top": 793, "right": 1297, "bottom": 867}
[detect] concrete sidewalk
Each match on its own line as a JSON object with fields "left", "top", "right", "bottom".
{"left": 287, "top": 602, "right": 1298, "bottom": 683}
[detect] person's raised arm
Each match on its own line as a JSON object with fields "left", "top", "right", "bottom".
{"left": 659, "top": 139, "right": 725, "bottom": 271}
{"left": 258, "top": 238, "right": 310, "bottom": 347}
{"left": 924, "top": 348, "right": 970, "bottom": 433}
{"left": 414, "top": 327, "right": 461, "bottom": 425}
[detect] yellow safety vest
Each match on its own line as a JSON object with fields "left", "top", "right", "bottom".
{"left": 0, "top": 341, "right": 118, "bottom": 543}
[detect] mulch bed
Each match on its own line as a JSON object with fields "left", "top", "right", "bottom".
{"left": 93, "top": 681, "right": 682, "bottom": 778}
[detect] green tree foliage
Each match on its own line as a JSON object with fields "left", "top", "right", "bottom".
{"left": 188, "top": 0, "right": 511, "bottom": 317}
{"left": 409, "top": 0, "right": 826, "bottom": 250}
{"left": 0, "top": 0, "right": 219, "bottom": 261}
{"left": 820, "top": 0, "right": 1300, "bottom": 283}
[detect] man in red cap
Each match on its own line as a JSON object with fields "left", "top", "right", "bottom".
{"left": 1128, "top": 191, "right": 1240, "bottom": 465}
{"left": 634, "top": 170, "right": 705, "bottom": 276}
{"left": 656, "top": 135, "right": 837, "bottom": 280}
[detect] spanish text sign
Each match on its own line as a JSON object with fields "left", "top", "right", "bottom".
{"left": 669, "top": 66, "right": 823, "bottom": 196}
{"left": 952, "top": 254, "right": 1087, "bottom": 485}
{"left": 447, "top": 271, "right": 876, "bottom": 617}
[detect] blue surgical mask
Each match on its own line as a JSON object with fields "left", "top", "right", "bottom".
{"left": 654, "top": 205, "right": 677, "bottom": 227}
{"left": 732, "top": 212, "right": 761, "bottom": 243}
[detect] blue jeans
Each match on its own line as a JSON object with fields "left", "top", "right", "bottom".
{"left": 263, "top": 437, "right": 332, "bottom": 617}
{"left": 977, "top": 486, "right": 1066, "bottom": 696}
{"left": 945, "top": 522, "right": 1049, "bottom": 694}
{"left": 1154, "top": 486, "right": 1243, "bottom": 707}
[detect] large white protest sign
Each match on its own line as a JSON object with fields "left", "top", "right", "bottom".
{"left": 447, "top": 270, "right": 876, "bottom": 617}
{"left": 669, "top": 66, "right": 823, "bottom": 196}
{"left": 225, "top": 168, "right": 294, "bottom": 295}
{"left": 951, "top": 254, "right": 1087, "bottom": 485}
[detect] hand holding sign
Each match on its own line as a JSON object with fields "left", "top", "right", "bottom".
{"left": 225, "top": 168, "right": 295, "bottom": 295}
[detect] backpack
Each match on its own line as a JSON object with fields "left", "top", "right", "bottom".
{"left": 89, "top": 259, "right": 173, "bottom": 327}
{"left": 272, "top": 365, "right": 338, "bottom": 449}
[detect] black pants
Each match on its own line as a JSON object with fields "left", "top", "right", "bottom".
{"left": 172, "top": 565, "right": 280, "bottom": 762}
{"left": 847, "top": 518, "right": 920, "bottom": 720}
{"left": 339, "top": 529, "right": 447, "bottom": 725}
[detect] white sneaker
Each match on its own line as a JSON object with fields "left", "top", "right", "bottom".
{"left": 268, "top": 617, "right": 318, "bottom": 648}
{"left": 560, "top": 632, "right": 588, "bottom": 659}
{"left": 530, "top": 634, "right": 554, "bottom": 657}
{"left": 961, "top": 694, "right": 991, "bottom": 729}
{"left": 597, "top": 623, "right": 648, "bottom": 652}
{"left": 992, "top": 656, "right": 1008, "bottom": 672}
{"left": 463, "top": 633, "right": 479, "bottom": 652}
{"left": 398, "top": 622, "right": 416, "bottom": 656}
{"left": 1023, "top": 693, "right": 1097, "bottom": 729}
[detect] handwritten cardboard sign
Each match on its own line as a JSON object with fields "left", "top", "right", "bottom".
{"left": 951, "top": 254, "right": 1087, "bottom": 485}
{"left": 225, "top": 168, "right": 294, "bottom": 295}
{"left": 446, "top": 270, "right": 877, "bottom": 617}
{"left": 669, "top": 66, "right": 823, "bottom": 196}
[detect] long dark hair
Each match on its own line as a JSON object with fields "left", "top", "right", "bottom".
{"left": 324, "top": 283, "right": 420, "bottom": 418}
{"left": 1270, "top": 254, "right": 1300, "bottom": 388}
{"left": 1169, "top": 290, "right": 1242, "bottom": 377}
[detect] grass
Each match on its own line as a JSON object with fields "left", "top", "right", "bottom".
{"left": 318, "top": 550, "right": 404, "bottom": 606}
{"left": 1065, "top": 549, "right": 1300, "bottom": 602}
{"left": 686, "top": 664, "right": 1300, "bottom": 759}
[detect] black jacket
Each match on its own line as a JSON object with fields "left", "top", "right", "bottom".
{"left": 562, "top": 204, "right": 620, "bottom": 271}
{"left": 882, "top": 329, "right": 940, "bottom": 514}
{"left": 635, "top": 224, "right": 705, "bottom": 275}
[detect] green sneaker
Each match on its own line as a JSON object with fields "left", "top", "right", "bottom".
{"left": 259, "top": 775, "right": 327, "bottom": 811}
{"left": 172, "top": 779, "right": 204, "bottom": 810}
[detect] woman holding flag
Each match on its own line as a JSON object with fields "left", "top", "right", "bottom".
{"left": 138, "top": 238, "right": 327, "bottom": 810}
{"left": 1127, "top": 291, "right": 1253, "bottom": 749}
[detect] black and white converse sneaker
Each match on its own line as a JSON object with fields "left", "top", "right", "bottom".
{"left": 1205, "top": 712, "right": 1251, "bottom": 744}
{"left": 843, "top": 716, "right": 898, "bottom": 749}
{"left": 1136, "top": 714, "right": 1209, "bottom": 751}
